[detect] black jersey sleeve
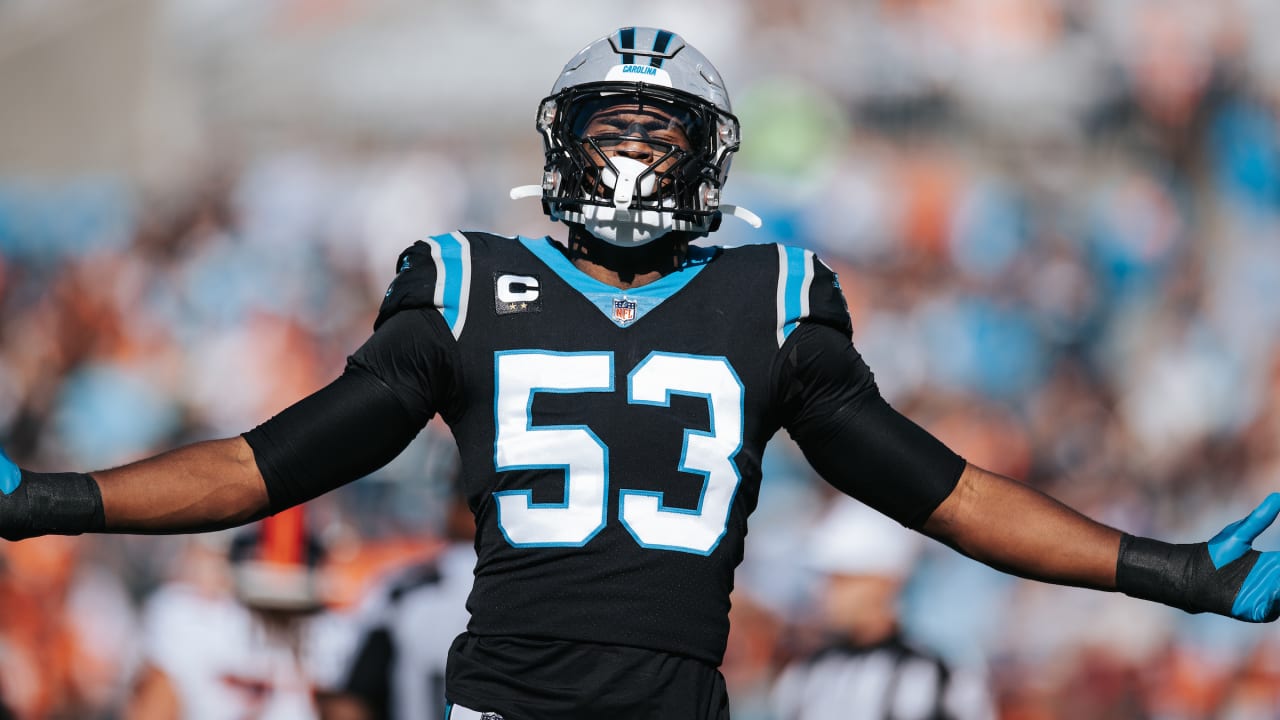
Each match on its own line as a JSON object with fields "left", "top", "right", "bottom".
{"left": 774, "top": 322, "right": 965, "bottom": 529}
{"left": 804, "top": 255, "right": 854, "bottom": 338}
{"left": 349, "top": 307, "right": 462, "bottom": 424}
{"left": 243, "top": 308, "right": 460, "bottom": 512}
{"left": 776, "top": 247, "right": 853, "bottom": 346}
{"left": 376, "top": 235, "right": 473, "bottom": 336}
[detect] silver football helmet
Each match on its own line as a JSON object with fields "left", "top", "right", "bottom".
{"left": 511, "top": 27, "right": 759, "bottom": 246}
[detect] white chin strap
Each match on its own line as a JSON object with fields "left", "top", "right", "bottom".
{"left": 510, "top": 156, "right": 761, "bottom": 247}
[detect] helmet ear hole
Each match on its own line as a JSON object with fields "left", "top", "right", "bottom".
{"left": 699, "top": 183, "right": 721, "bottom": 211}
{"left": 541, "top": 170, "right": 561, "bottom": 195}
{"left": 537, "top": 100, "right": 558, "bottom": 132}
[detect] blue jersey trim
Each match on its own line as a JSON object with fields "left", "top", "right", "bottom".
{"left": 425, "top": 232, "right": 472, "bottom": 338}
{"left": 777, "top": 245, "right": 814, "bottom": 345}
{"left": 518, "top": 236, "right": 714, "bottom": 327}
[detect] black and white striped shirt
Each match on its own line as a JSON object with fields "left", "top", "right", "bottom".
{"left": 333, "top": 544, "right": 475, "bottom": 720}
{"left": 771, "top": 635, "right": 994, "bottom": 720}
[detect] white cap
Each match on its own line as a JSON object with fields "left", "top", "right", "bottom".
{"left": 806, "top": 496, "right": 923, "bottom": 578}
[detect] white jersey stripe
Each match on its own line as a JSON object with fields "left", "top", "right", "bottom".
{"left": 426, "top": 236, "right": 447, "bottom": 312}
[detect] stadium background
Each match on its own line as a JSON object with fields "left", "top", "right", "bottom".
{"left": 3, "top": 0, "right": 1280, "bottom": 717}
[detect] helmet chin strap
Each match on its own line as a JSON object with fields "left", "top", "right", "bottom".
{"left": 510, "top": 156, "right": 761, "bottom": 246}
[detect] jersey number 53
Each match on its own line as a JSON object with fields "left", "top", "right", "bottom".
{"left": 493, "top": 350, "right": 744, "bottom": 556}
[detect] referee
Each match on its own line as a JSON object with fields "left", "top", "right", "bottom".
{"left": 319, "top": 492, "right": 475, "bottom": 720}
{"left": 771, "top": 498, "right": 994, "bottom": 720}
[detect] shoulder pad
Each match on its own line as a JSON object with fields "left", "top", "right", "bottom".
{"left": 775, "top": 245, "right": 852, "bottom": 346}
{"left": 375, "top": 232, "right": 474, "bottom": 337}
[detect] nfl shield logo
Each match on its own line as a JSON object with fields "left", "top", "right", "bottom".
{"left": 612, "top": 297, "right": 637, "bottom": 324}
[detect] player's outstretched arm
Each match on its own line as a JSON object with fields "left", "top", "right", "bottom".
{"left": 920, "top": 464, "right": 1120, "bottom": 590}
{"left": 0, "top": 302, "right": 449, "bottom": 542}
{"left": 779, "top": 321, "right": 1280, "bottom": 623}
{"left": 0, "top": 437, "right": 267, "bottom": 540}
{"left": 0, "top": 332, "right": 435, "bottom": 541}
{"left": 95, "top": 437, "right": 269, "bottom": 533}
{"left": 923, "top": 464, "right": 1280, "bottom": 622}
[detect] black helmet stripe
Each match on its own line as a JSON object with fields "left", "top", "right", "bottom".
{"left": 619, "top": 27, "right": 636, "bottom": 64}
{"left": 650, "top": 30, "right": 673, "bottom": 68}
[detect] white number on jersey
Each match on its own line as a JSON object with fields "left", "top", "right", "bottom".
{"left": 493, "top": 351, "right": 744, "bottom": 555}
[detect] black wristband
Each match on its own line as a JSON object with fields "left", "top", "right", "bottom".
{"left": 0, "top": 471, "right": 106, "bottom": 540}
{"left": 1116, "top": 533, "right": 1256, "bottom": 616}
{"left": 1116, "top": 534, "right": 1195, "bottom": 609}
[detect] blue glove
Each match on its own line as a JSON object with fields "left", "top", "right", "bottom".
{"left": 0, "top": 447, "right": 22, "bottom": 496}
{"left": 1117, "top": 493, "right": 1280, "bottom": 622}
{"left": 1208, "top": 493, "right": 1280, "bottom": 621}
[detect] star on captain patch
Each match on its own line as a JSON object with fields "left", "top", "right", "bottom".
{"left": 494, "top": 272, "right": 542, "bottom": 315}
{"left": 612, "top": 297, "right": 637, "bottom": 324}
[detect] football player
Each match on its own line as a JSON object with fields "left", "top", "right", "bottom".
{"left": 2, "top": 27, "right": 1280, "bottom": 720}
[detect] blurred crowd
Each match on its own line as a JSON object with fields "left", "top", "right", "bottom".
{"left": 3, "top": 0, "right": 1280, "bottom": 718}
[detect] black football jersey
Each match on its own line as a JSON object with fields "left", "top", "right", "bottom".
{"left": 375, "top": 231, "right": 851, "bottom": 665}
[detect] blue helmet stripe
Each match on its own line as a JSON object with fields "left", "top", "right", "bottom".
{"left": 619, "top": 27, "right": 636, "bottom": 65}
{"left": 650, "top": 29, "right": 673, "bottom": 68}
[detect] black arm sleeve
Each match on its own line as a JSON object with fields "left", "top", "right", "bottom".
{"left": 243, "top": 308, "right": 458, "bottom": 512}
{"left": 775, "top": 322, "right": 965, "bottom": 529}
